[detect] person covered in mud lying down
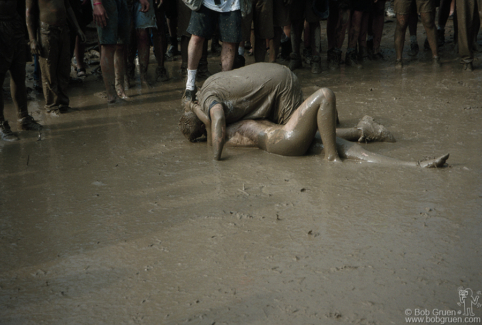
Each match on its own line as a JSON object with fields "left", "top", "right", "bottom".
{"left": 179, "top": 63, "right": 449, "bottom": 167}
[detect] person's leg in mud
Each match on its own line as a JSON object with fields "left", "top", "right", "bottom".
{"left": 407, "top": 1, "right": 419, "bottom": 56}
{"left": 100, "top": 44, "right": 119, "bottom": 102}
{"left": 418, "top": 1, "right": 440, "bottom": 65}
{"left": 136, "top": 27, "right": 153, "bottom": 87}
{"left": 394, "top": 0, "right": 411, "bottom": 67}
{"left": 253, "top": 0, "right": 274, "bottom": 63}
{"left": 369, "top": 0, "right": 386, "bottom": 59}
{"left": 347, "top": 10, "right": 364, "bottom": 67}
{"left": 289, "top": 19, "right": 305, "bottom": 70}
{"left": 327, "top": 0, "right": 342, "bottom": 67}
{"left": 437, "top": 0, "right": 451, "bottom": 45}
{"left": 226, "top": 88, "right": 342, "bottom": 161}
{"left": 0, "top": 70, "right": 19, "bottom": 141}
{"left": 456, "top": 0, "right": 479, "bottom": 71}
{"left": 334, "top": 4, "right": 351, "bottom": 66}
{"left": 357, "top": 10, "right": 370, "bottom": 63}
{"left": 153, "top": 4, "right": 168, "bottom": 81}
{"left": 114, "top": 44, "right": 128, "bottom": 98}
{"left": 268, "top": 27, "right": 283, "bottom": 63}
{"left": 197, "top": 41, "right": 211, "bottom": 79}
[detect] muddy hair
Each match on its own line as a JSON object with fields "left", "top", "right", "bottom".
{"left": 178, "top": 110, "right": 206, "bottom": 142}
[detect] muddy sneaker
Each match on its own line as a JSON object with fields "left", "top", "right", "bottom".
{"left": 463, "top": 62, "right": 474, "bottom": 71}
{"left": 395, "top": 59, "right": 403, "bottom": 69}
{"left": 289, "top": 52, "right": 303, "bottom": 71}
{"left": 327, "top": 49, "right": 341, "bottom": 70}
{"left": 358, "top": 46, "right": 368, "bottom": 62}
{"left": 432, "top": 56, "right": 441, "bottom": 68}
{"left": 311, "top": 55, "right": 321, "bottom": 74}
{"left": 181, "top": 86, "right": 197, "bottom": 106}
{"left": 357, "top": 115, "right": 396, "bottom": 143}
{"left": 303, "top": 47, "right": 312, "bottom": 64}
{"left": 156, "top": 66, "right": 169, "bottom": 82}
{"left": 18, "top": 115, "right": 43, "bottom": 131}
{"left": 409, "top": 42, "right": 419, "bottom": 56}
{"left": 197, "top": 63, "right": 212, "bottom": 80}
{"left": 345, "top": 50, "right": 360, "bottom": 67}
{"left": 0, "top": 120, "right": 19, "bottom": 141}
{"left": 373, "top": 52, "right": 384, "bottom": 60}
{"left": 233, "top": 54, "right": 245, "bottom": 69}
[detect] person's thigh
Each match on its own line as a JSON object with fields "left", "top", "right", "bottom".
{"left": 218, "top": 10, "right": 242, "bottom": 43}
{"left": 186, "top": 5, "right": 218, "bottom": 38}
{"left": 416, "top": 0, "right": 435, "bottom": 13}
{"left": 394, "top": 0, "right": 413, "bottom": 14}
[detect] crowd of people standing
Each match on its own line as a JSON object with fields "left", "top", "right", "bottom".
{"left": 0, "top": 0, "right": 480, "bottom": 142}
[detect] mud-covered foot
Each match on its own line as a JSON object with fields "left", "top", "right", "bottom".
{"left": 345, "top": 50, "right": 360, "bottom": 68}
{"left": 197, "top": 64, "right": 212, "bottom": 80}
{"left": 395, "top": 59, "right": 403, "bottom": 69}
{"left": 181, "top": 86, "right": 197, "bottom": 106}
{"left": 18, "top": 115, "right": 43, "bottom": 131}
{"left": 140, "top": 77, "right": 153, "bottom": 89}
{"left": 409, "top": 42, "right": 419, "bottom": 56}
{"left": 432, "top": 56, "right": 441, "bottom": 68}
{"left": 357, "top": 115, "right": 396, "bottom": 142}
{"left": 311, "top": 55, "right": 321, "bottom": 74}
{"left": 289, "top": 53, "right": 302, "bottom": 71}
{"left": 0, "top": 120, "right": 19, "bottom": 141}
{"left": 418, "top": 153, "right": 450, "bottom": 168}
{"left": 156, "top": 66, "right": 169, "bottom": 82}
{"left": 116, "top": 85, "right": 129, "bottom": 99}
{"left": 463, "top": 62, "right": 474, "bottom": 71}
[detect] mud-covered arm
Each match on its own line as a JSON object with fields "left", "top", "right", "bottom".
{"left": 26, "top": 0, "right": 40, "bottom": 55}
{"left": 191, "top": 104, "right": 211, "bottom": 146}
{"left": 66, "top": 0, "right": 86, "bottom": 42}
{"left": 210, "top": 104, "right": 226, "bottom": 160}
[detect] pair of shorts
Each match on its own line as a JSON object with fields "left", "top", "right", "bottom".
{"left": 394, "top": 0, "right": 435, "bottom": 14}
{"left": 273, "top": 0, "right": 290, "bottom": 27}
{"left": 133, "top": 0, "right": 157, "bottom": 29}
{"left": 177, "top": 0, "right": 192, "bottom": 36}
{"left": 187, "top": 5, "right": 242, "bottom": 43}
{"left": 290, "top": 0, "right": 321, "bottom": 23}
{"left": 96, "top": 0, "right": 130, "bottom": 44}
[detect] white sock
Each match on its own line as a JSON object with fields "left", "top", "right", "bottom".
{"left": 238, "top": 46, "right": 245, "bottom": 56}
{"left": 186, "top": 69, "right": 197, "bottom": 90}
{"left": 410, "top": 35, "right": 417, "bottom": 44}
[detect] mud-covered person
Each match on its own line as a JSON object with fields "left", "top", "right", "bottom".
{"left": 92, "top": 0, "right": 150, "bottom": 103}
{"left": 179, "top": 63, "right": 449, "bottom": 168}
{"left": 0, "top": 0, "right": 43, "bottom": 141}
{"left": 26, "top": 0, "right": 86, "bottom": 115}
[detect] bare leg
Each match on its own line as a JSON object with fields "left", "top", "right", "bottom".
{"left": 114, "top": 44, "right": 127, "bottom": 99}
{"left": 187, "top": 35, "right": 204, "bottom": 70}
{"left": 221, "top": 42, "right": 236, "bottom": 71}
{"left": 136, "top": 28, "right": 152, "bottom": 88}
{"left": 395, "top": 14, "right": 409, "bottom": 63}
{"left": 420, "top": 11, "right": 439, "bottom": 58}
{"left": 100, "top": 44, "right": 117, "bottom": 103}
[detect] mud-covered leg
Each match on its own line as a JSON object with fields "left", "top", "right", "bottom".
{"left": 336, "top": 137, "right": 449, "bottom": 167}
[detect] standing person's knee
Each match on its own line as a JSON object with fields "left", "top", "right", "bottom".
{"left": 190, "top": 35, "right": 205, "bottom": 46}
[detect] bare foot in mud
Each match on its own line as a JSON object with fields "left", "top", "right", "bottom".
{"left": 107, "top": 97, "right": 127, "bottom": 105}
{"left": 116, "top": 85, "right": 129, "bottom": 99}
{"left": 140, "top": 78, "right": 153, "bottom": 89}
{"left": 418, "top": 153, "right": 450, "bottom": 168}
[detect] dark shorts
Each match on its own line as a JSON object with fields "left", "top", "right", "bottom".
{"left": 96, "top": 0, "right": 130, "bottom": 44}
{"left": 290, "top": 0, "right": 321, "bottom": 23}
{"left": 254, "top": 0, "right": 274, "bottom": 39}
{"left": 187, "top": 5, "right": 242, "bottom": 43}
{"left": 394, "top": 0, "right": 435, "bottom": 14}
{"left": 177, "top": 0, "right": 192, "bottom": 36}
{"left": 273, "top": 0, "right": 290, "bottom": 27}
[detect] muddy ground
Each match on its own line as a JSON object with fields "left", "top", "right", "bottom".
{"left": 1, "top": 18, "right": 482, "bottom": 325}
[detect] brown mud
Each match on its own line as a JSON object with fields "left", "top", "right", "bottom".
{"left": 1, "top": 20, "right": 482, "bottom": 324}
